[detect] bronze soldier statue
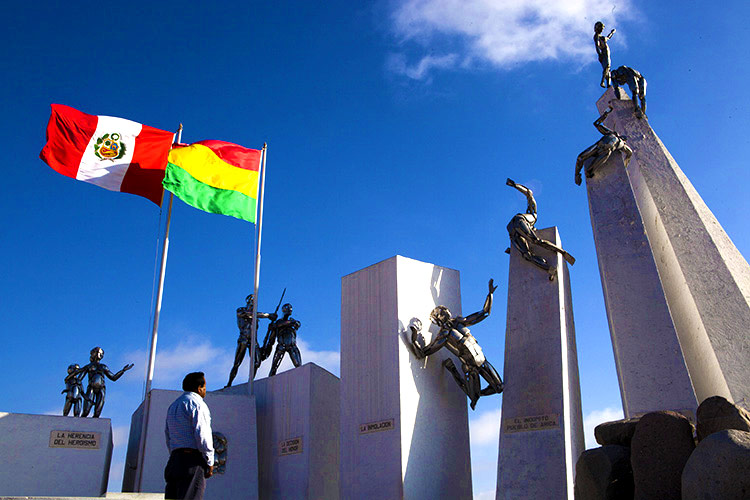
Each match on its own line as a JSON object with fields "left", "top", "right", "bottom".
{"left": 264, "top": 303, "right": 302, "bottom": 377}
{"left": 226, "top": 294, "right": 278, "bottom": 387}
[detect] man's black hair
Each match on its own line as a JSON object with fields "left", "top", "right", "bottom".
{"left": 182, "top": 372, "right": 206, "bottom": 392}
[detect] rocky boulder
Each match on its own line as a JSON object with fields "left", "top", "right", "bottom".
{"left": 574, "top": 445, "right": 633, "bottom": 500}
{"left": 595, "top": 417, "right": 640, "bottom": 447}
{"left": 682, "top": 429, "right": 750, "bottom": 500}
{"left": 630, "top": 411, "right": 694, "bottom": 500}
{"left": 696, "top": 395, "right": 750, "bottom": 442}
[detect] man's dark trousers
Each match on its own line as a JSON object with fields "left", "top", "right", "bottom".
{"left": 164, "top": 449, "right": 207, "bottom": 500}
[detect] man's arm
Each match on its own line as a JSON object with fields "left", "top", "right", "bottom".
{"left": 463, "top": 279, "right": 497, "bottom": 326}
{"left": 191, "top": 400, "right": 215, "bottom": 475}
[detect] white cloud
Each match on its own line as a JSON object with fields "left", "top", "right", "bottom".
{"left": 475, "top": 490, "right": 497, "bottom": 500}
{"left": 583, "top": 406, "right": 623, "bottom": 449}
{"left": 470, "top": 407, "right": 502, "bottom": 446}
{"left": 389, "top": 0, "right": 632, "bottom": 79}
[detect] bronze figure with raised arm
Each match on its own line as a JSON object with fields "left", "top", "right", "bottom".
{"left": 226, "top": 293, "right": 279, "bottom": 387}
{"left": 505, "top": 178, "right": 575, "bottom": 280}
{"left": 594, "top": 21, "right": 616, "bottom": 88}
{"left": 409, "top": 279, "right": 503, "bottom": 410}
{"left": 76, "top": 347, "right": 133, "bottom": 418}
{"left": 575, "top": 106, "right": 633, "bottom": 185}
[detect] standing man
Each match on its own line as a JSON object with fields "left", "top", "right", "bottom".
{"left": 164, "top": 372, "right": 214, "bottom": 500}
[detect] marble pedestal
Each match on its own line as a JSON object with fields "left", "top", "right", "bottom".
{"left": 0, "top": 412, "right": 113, "bottom": 497}
{"left": 496, "top": 228, "right": 584, "bottom": 500}
{"left": 122, "top": 389, "right": 258, "bottom": 499}
{"left": 340, "top": 256, "right": 472, "bottom": 500}
{"left": 585, "top": 88, "right": 750, "bottom": 415}
{"left": 222, "top": 363, "right": 340, "bottom": 499}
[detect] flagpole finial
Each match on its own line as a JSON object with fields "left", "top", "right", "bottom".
{"left": 263, "top": 142, "right": 267, "bottom": 149}
{"left": 178, "top": 123, "right": 183, "bottom": 131}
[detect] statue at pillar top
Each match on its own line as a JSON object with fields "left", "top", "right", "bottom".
{"left": 594, "top": 21, "right": 616, "bottom": 88}
{"left": 611, "top": 65, "right": 647, "bottom": 117}
{"left": 575, "top": 106, "right": 633, "bottom": 186}
{"left": 505, "top": 178, "right": 575, "bottom": 280}
{"left": 264, "top": 302, "right": 302, "bottom": 377}
{"left": 226, "top": 293, "right": 278, "bottom": 387}
{"left": 62, "top": 363, "right": 84, "bottom": 417}
{"left": 409, "top": 279, "right": 504, "bottom": 410}
{"left": 77, "top": 347, "right": 133, "bottom": 418}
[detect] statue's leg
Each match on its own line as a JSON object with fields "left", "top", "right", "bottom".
{"left": 289, "top": 345, "right": 302, "bottom": 367}
{"left": 63, "top": 397, "right": 72, "bottom": 416}
{"left": 585, "top": 150, "right": 612, "bottom": 178}
{"left": 479, "top": 361, "right": 504, "bottom": 396}
{"left": 466, "top": 368, "right": 482, "bottom": 410}
{"left": 268, "top": 348, "right": 284, "bottom": 377}
{"left": 81, "top": 389, "right": 93, "bottom": 417}
{"left": 442, "top": 358, "right": 468, "bottom": 394}
{"left": 226, "top": 340, "right": 248, "bottom": 387}
{"left": 94, "top": 389, "right": 105, "bottom": 418}
{"left": 73, "top": 398, "right": 81, "bottom": 417}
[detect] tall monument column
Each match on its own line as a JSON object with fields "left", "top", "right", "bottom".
{"left": 585, "top": 87, "right": 750, "bottom": 414}
{"left": 496, "top": 227, "right": 584, "bottom": 500}
{"left": 340, "top": 256, "right": 472, "bottom": 500}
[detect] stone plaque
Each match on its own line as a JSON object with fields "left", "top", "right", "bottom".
{"left": 359, "top": 418, "right": 394, "bottom": 434}
{"left": 503, "top": 414, "right": 560, "bottom": 434}
{"left": 49, "top": 430, "right": 101, "bottom": 449}
{"left": 279, "top": 437, "right": 303, "bottom": 456}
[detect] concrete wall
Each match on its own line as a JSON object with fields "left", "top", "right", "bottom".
{"left": 0, "top": 412, "right": 112, "bottom": 497}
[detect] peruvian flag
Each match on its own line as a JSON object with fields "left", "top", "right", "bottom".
{"left": 40, "top": 104, "right": 174, "bottom": 205}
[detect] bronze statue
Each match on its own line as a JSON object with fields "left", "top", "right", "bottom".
{"left": 594, "top": 21, "right": 616, "bottom": 88}
{"left": 409, "top": 279, "right": 504, "bottom": 410}
{"left": 575, "top": 106, "right": 633, "bottom": 185}
{"left": 212, "top": 432, "right": 227, "bottom": 474}
{"left": 77, "top": 347, "right": 133, "bottom": 418}
{"left": 225, "top": 293, "right": 278, "bottom": 387}
{"left": 264, "top": 303, "right": 302, "bottom": 376}
{"left": 62, "top": 363, "right": 84, "bottom": 417}
{"left": 611, "top": 65, "right": 647, "bottom": 117}
{"left": 506, "top": 178, "right": 575, "bottom": 280}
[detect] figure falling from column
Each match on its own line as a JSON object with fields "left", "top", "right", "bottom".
{"left": 575, "top": 106, "right": 633, "bottom": 185}
{"left": 505, "top": 178, "right": 575, "bottom": 280}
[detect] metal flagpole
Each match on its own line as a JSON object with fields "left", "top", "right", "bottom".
{"left": 248, "top": 143, "right": 268, "bottom": 395}
{"left": 134, "top": 124, "right": 181, "bottom": 491}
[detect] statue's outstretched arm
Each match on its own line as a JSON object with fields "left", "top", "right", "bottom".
{"left": 506, "top": 178, "right": 537, "bottom": 216}
{"left": 606, "top": 28, "right": 616, "bottom": 40}
{"left": 410, "top": 320, "right": 447, "bottom": 358}
{"left": 594, "top": 107, "right": 614, "bottom": 136}
{"left": 104, "top": 363, "right": 134, "bottom": 381}
{"left": 463, "top": 279, "right": 497, "bottom": 326}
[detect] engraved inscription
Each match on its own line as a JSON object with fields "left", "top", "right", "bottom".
{"left": 503, "top": 413, "right": 560, "bottom": 434}
{"left": 49, "top": 430, "right": 101, "bottom": 449}
{"left": 359, "top": 418, "right": 394, "bottom": 434}
{"left": 279, "top": 437, "right": 303, "bottom": 456}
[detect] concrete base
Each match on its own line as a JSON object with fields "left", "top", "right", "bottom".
{"left": 340, "top": 256, "right": 472, "bottom": 500}
{"left": 122, "top": 390, "right": 258, "bottom": 499}
{"left": 0, "top": 412, "right": 113, "bottom": 497}
{"left": 219, "top": 363, "right": 340, "bottom": 499}
{"left": 496, "top": 228, "right": 585, "bottom": 500}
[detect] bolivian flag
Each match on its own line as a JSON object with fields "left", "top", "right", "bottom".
{"left": 163, "top": 140, "right": 261, "bottom": 223}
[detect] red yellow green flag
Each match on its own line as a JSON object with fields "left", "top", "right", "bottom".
{"left": 163, "top": 140, "right": 261, "bottom": 222}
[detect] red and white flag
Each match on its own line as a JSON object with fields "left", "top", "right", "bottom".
{"left": 40, "top": 104, "right": 174, "bottom": 205}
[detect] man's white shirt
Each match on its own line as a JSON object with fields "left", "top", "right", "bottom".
{"left": 165, "top": 391, "right": 215, "bottom": 466}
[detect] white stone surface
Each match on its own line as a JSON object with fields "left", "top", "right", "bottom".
{"left": 340, "top": 256, "right": 472, "bottom": 500}
{"left": 220, "top": 363, "right": 340, "bottom": 499}
{"left": 583, "top": 121, "right": 698, "bottom": 417}
{"left": 496, "top": 228, "right": 584, "bottom": 500}
{"left": 595, "top": 89, "right": 750, "bottom": 411}
{"left": 122, "top": 389, "right": 258, "bottom": 499}
{"left": 0, "top": 412, "right": 113, "bottom": 497}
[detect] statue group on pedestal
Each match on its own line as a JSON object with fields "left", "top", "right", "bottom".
{"left": 225, "top": 290, "right": 302, "bottom": 387}
{"left": 62, "top": 346, "right": 133, "bottom": 418}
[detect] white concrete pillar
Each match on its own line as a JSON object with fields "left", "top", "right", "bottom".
{"left": 253, "top": 363, "right": 340, "bottom": 500}
{"left": 340, "top": 256, "right": 472, "bottom": 500}
{"left": 496, "top": 227, "right": 584, "bottom": 500}
{"left": 586, "top": 87, "right": 750, "bottom": 413}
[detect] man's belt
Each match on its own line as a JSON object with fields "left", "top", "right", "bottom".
{"left": 172, "top": 447, "right": 200, "bottom": 455}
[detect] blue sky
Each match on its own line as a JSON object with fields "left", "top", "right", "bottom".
{"left": 2, "top": 1, "right": 749, "bottom": 497}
